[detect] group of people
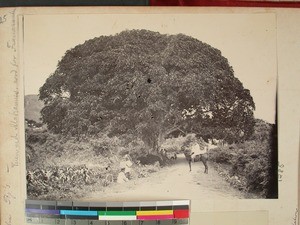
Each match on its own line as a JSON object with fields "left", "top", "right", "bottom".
{"left": 116, "top": 135, "right": 209, "bottom": 183}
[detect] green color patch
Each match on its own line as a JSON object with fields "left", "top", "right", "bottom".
{"left": 97, "top": 211, "right": 136, "bottom": 216}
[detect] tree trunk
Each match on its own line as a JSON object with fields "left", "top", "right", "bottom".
{"left": 158, "top": 132, "right": 165, "bottom": 148}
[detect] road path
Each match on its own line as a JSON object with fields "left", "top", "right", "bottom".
{"left": 81, "top": 154, "right": 246, "bottom": 202}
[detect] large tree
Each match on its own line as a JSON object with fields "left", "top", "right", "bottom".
{"left": 39, "top": 29, "right": 255, "bottom": 150}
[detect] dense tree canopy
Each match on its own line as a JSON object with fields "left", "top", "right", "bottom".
{"left": 39, "top": 29, "right": 255, "bottom": 150}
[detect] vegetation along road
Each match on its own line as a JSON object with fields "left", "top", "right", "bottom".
{"left": 82, "top": 154, "right": 246, "bottom": 202}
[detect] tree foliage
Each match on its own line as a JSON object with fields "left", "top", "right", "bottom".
{"left": 39, "top": 29, "right": 255, "bottom": 149}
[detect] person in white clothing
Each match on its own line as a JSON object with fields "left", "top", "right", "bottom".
{"left": 117, "top": 168, "right": 129, "bottom": 183}
{"left": 119, "top": 154, "right": 133, "bottom": 178}
{"left": 190, "top": 142, "right": 207, "bottom": 156}
{"left": 182, "top": 136, "right": 209, "bottom": 173}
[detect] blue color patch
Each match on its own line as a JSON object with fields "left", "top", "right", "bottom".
{"left": 60, "top": 210, "right": 98, "bottom": 216}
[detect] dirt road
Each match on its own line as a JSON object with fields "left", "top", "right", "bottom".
{"left": 81, "top": 154, "right": 246, "bottom": 202}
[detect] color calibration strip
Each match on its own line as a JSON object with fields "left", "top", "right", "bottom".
{"left": 26, "top": 199, "right": 190, "bottom": 225}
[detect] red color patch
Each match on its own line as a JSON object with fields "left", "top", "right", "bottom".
{"left": 174, "top": 209, "right": 189, "bottom": 219}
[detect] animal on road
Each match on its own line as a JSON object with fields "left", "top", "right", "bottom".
{"left": 182, "top": 138, "right": 209, "bottom": 174}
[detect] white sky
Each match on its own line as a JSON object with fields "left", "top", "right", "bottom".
{"left": 23, "top": 13, "right": 277, "bottom": 123}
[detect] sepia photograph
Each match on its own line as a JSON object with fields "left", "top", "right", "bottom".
{"left": 23, "top": 13, "right": 277, "bottom": 202}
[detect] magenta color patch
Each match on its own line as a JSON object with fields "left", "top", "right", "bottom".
{"left": 137, "top": 215, "right": 174, "bottom": 220}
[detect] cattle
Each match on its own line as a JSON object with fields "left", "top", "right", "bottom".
{"left": 137, "top": 154, "right": 163, "bottom": 166}
{"left": 165, "top": 152, "right": 177, "bottom": 161}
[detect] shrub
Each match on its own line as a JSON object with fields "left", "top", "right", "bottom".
{"left": 90, "top": 135, "right": 122, "bottom": 157}
{"left": 209, "top": 146, "right": 234, "bottom": 164}
{"left": 160, "top": 136, "right": 187, "bottom": 153}
{"left": 26, "top": 130, "right": 48, "bottom": 144}
{"left": 26, "top": 165, "right": 102, "bottom": 199}
{"left": 209, "top": 139, "right": 272, "bottom": 197}
{"left": 25, "top": 129, "right": 165, "bottom": 200}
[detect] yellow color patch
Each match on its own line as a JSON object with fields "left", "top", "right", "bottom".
{"left": 136, "top": 210, "right": 173, "bottom": 216}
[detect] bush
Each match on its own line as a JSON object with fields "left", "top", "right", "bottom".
{"left": 244, "top": 157, "right": 269, "bottom": 195}
{"left": 160, "top": 136, "right": 187, "bottom": 153}
{"left": 27, "top": 165, "right": 101, "bottom": 199}
{"left": 209, "top": 140, "right": 272, "bottom": 197}
{"left": 209, "top": 146, "right": 235, "bottom": 164}
{"left": 90, "top": 135, "right": 122, "bottom": 157}
{"left": 25, "top": 129, "right": 168, "bottom": 200}
{"left": 26, "top": 130, "right": 48, "bottom": 144}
